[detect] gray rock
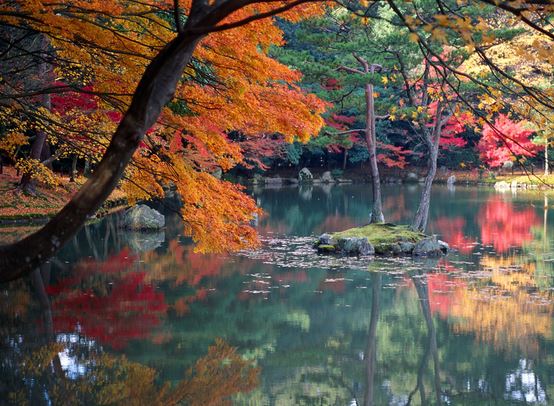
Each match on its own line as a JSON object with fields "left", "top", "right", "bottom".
{"left": 502, "top": 161, "right": 514, "bottom": 171}
{"left": 211, "top": 167, "right": 223, "bottom": 180}
{"left": 321, "top": 171, "right": 334, "bottom": 183}
{"left": 438, "top": 240, "right": 449, "bottom": 254}
{"left": 316, "top": 233, "right": 333, "bottom": 246}
{"left": 252, "top": 173, "right": 265, "bottom": 185}
{"left": 122, "top": 204, "right": 165, "bottom": 231}
{"left": 336, "top": 237, "right": 374, "bottom": 256}
{"left": 447, "top": 175, "right": 456, "bottom": 186}
{"left": 399, "top": 241, "right": 415, "bottom": 254}
{"left": 406, "top": 172, "right": 419, "bottom": 183}
{"left": 298, "top": 167, "right": 313, "bottom": 183}
{"left": 413, "top": 236, "right": 444, "bottom": 257}
{"left": 494, "top": 181, "right": 510, "bottom": 191}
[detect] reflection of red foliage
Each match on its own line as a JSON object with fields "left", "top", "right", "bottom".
{"left": 427, "top": 272, "right": 465, "bottom": 318}
{"left": 433, "top": 217, "right": 476, "bottom": 254}
{"left": 47, "top": 249, "right": 167, "bottom": 350}
{"left": 275, "top": 271, "right": 308, "bottom": 283}
{"left": 479, "top": 196, "right": 539, "bottom": 253}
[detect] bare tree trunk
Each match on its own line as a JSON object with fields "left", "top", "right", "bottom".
{"left": 362, "top": 62, "right": 384, "bottom": 223}
{"left": 412, "top": 142, "right": 438, "bottom": 232}
{"left": 70, "top": 155, "right": 77, "bottom": 182}
{"left": 19, "top": 35, "right": 51, "bottom": 194}
{"left": 545, "top": 139, "right": 549, "bottom": 176}
{"left": 342, "top": 148, "right": 348, "bottom": 170}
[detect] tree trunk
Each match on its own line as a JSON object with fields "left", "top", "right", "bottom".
{"left": 19, "top": 35, "right": 51, "bottom": 194}
{"left": 545, "top": 139, "right": 549, "bottom": 176}
{"left": 365, "top": 73, "right": 384, "bottom": 223}
{"left": 0, "top": 32, "right": 203, "bottom": 281}
{"left": 412, "top": 140, "right": 439, "bottom": 232}
{"left": 342, "top": 148, "right": 348, "bottom": 170}
{"left": 70, "top": 155, "right": 77, "bottom": 182}
{"left": 41, "top": 142, "right": 53, "bottom": 170}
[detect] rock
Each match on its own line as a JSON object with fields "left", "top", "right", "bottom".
{"left": 447, "top": 175, "right": 456, "bottom": 186}
{"left": 211, "top": 167, "right": 223, "bottom": 180}
{"left": 494, "top": 181, "right": 510, "bottom": 191}
{"left": 510, "top": 180, "right": 518, "bottom": 189}
{"left": 502, "top": 161, "right": 514, "bottom": 171}
{"left": 321, "top": 171, "right": 334, "bottom": 183}
{"left": 398, "top": 241, "right": 415, "bottom": 254}
{"left": 315, "top": 233, "right": 332, "bottom": 246}
{"left": 438, "top": 240, "right": 449, "bottom": 254}
{"left": 252, "top": 173, "right": 265, "bottom": 185}
{"left": 406, "top": 172, "right": 419, "bottom": 183}
{"left": 413, "top": 236, "right": 444, "bottom": 257}
{"left": 336, "top": 237, "right": 375, "bottom": 256}
{"left": 298, "top": 167, "right": 313, "bottom": 183}
{"left": 122, "top": 204, "right": 165, "bottom": 231}
{"left": 418, "top": 177, "right": 426, "bottom": 184}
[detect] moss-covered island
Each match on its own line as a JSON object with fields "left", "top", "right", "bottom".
{"left": 314, "top": 223, "right": 448, "bottom": 257}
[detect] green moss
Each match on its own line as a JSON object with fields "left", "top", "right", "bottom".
{"left": 331, "top": 223, "right": 425, "bottom": 246}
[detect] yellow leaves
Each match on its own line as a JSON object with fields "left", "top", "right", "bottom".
{"left": 408, "top": 32, "right": 419, "bottom": 43}
{"left": 15, "top": 159, "right": 60, "bottom": 188}
{"left": 381, "top": 76, "right": 389, "bottom": 85}
{"left": 0, "top": 132, "right": 28, "bottom": 158}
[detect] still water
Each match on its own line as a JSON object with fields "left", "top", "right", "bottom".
{"left": 1, "top": 184, "right": 554, "bottom": 405}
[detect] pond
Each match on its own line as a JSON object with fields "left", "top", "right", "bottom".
{"left": 1, "top": 184, "right": 554, "bottom": 405}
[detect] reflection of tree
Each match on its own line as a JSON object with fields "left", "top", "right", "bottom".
{"left": 479, "top": 196, "right": 539, "bottom": 253}
{"left": 3, "top": 339, "right": 259, "bottom": 405}
{"left": 432, "top": 217, "right": 476, "bottom": 254}
{"left": 363, "top": 272, "right": 381, "bottom": 406}
{"left": 411, "top": 274, "right": 442, "bottom": 405}
{"left": 439, "top": 255, "right": 554, "bottom": 356}
{"left": 46, "top": 249, "right": 167, "bottom": 350}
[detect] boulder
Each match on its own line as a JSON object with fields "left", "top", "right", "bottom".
{"left": 447, "top": 175, "right": 456, "bottom": 186}
{"left": 413, "top": 236, "right": 444, "bottom": 257}
{"left": 510, "top": 180, "right": 518, "bottom": 189}
{"left": 211, "top": 167, "right": 223, "bottom": 180}
{"left": 122, "top": 204, "right": 165, "bottom": 231}
{"left": 406, "top": 172, "right": 419, "bottom": 183}
{"left": 502, "top": 161, "right": 514, "bottom": 171}
{"left": 298, "top": 167, "right": 313, "bottom": 183}
{"left": 438, "top": 240, "right": 449, "bottom": 254}
{"left": 320, "top": 171, "right": 334, "bottom": 183}
{"left": 252, "top": 173, "right": 265, "bottom": 185}
{"left": 398, "top": 241, "right": 416, "bottom": 254}
{"left": 336, "top": 237, "right": 375, "bottom": 256}
{"left": 315, "top": 233, "right": 332, "bottom": 246}
{"left": 494, "top": 181, "right": 510, "bottom": 191}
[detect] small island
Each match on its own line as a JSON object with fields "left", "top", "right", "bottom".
{"left": 314, "top": 223, "right": 449, "bottom": 257}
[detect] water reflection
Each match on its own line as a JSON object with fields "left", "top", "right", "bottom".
{"left": 1, "top": 185, "right": 554, "bottom": 404}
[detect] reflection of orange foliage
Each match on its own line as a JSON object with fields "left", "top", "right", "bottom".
{"left": 433, "top": 217, "right": 476, "bottom": 254}
{"left": 450, "top": 255, "right": 554, "bottom": 355}
{"left": 319, "top": 278, "right": 345, "bottom": 294}
{"left": 383, "top": 194, "right": 409, "bottom": 223}
{"left": 479, "top": 196, "right": 539, "bottom": 253}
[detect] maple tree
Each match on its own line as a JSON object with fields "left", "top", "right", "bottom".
{"left": 477, "top": 114, "right": 538, "bottom": 168}
{"left": 0, "top": 0, "right": 327, "bottom": 281}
